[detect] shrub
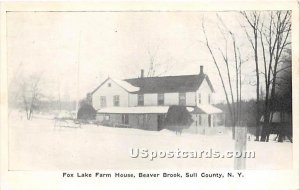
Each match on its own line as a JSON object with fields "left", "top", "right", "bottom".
{"left": 164, "top": 105, "right": 193, "bottom": 133}
{"left": 77, "top": 103, "right": 96, "bottom": 120}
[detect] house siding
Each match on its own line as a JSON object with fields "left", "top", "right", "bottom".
{"left": 96, "top": 113, "right": 158, "bottom": 131}
{"left": 144, "top": 94, "right": 157, "bottom": 106}
{"left": 92, "top": 78, "right": 129, "bottom": 110}
{"left": 164, "top": 93, "right": 179, "bottom": 105}
{"left": 128, "top": 92, "right": 196, "bottom": 107}
{"left": 129, "top": 94, "right": 138, "bottom": 107}
{"left": 186, "top": 92, "right": 196, "bottom": 106}
{"left": 196, "top": 78, "right": 213, "bottom": 106}
{"left": 91, "top": 74, "right": 223, "bottom": 133}
{"left": 93, "top": 85, "right": 199, "bottom": 108}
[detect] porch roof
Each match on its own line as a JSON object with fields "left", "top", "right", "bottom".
{"left": 97, "top": 106, "right": 194, "bottom": 114}
{"left": 192, "top": 105, "right": 223, "bottom": 114}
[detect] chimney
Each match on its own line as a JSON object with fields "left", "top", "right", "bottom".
{"left": 200, "top": 65, "right": 204, "bottom": 74}
{"left": 140, "top": 69, "right": 144, "bottom": 78}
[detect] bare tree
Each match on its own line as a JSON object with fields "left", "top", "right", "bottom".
{"left": 19, "top": 73, "right": 43, "bottom": 120}
{"left": 274, "top": 49, "right": 292, "bottom": 142}
{"left": 202, "top": 15, "right": 244, "bottom": 139}
{"left": 258, "top": 11, "right": 291, "bottom": 141}
{"left": 145, "top": 45, "right": 174, "bottom": 77}
{"left": 241, "top": 11, "right": 261, "bottom": 141}
{"left": 8, "top": 62, "right": 24, "bottom": 116}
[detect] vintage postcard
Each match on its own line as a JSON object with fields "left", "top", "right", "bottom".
{"left": 0, "top": 1, "right": 299, "bottom": 190}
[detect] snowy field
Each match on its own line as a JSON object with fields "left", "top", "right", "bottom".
{"left": 8, "top": 112, "right": 292, "bottom": 170}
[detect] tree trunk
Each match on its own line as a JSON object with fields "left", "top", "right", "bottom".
{"left": 260, "top": 107, "right": 270, "bottom": 142}
{"left": 254, "top": 34, "right": 260, "bottom": 141}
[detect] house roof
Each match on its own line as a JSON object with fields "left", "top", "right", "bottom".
{"left": 112, "top": 78, "right": 140, "bottom": 92}
{"left": 124, "top": 74, "right": 214, "bottom": 94}
{"left": 91, "top": 77, "right": 139, "bottom": 94}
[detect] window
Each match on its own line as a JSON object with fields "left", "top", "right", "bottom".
{"left": 138, "top": 94, "right": 144, "bottom": 106}
{"left": 179, "top": 93, "right": 186, "bottom": 105}
{"left": 100, "top": 96, "right": 106, "bottom": 107}
{"left": 108, "top": 83, "right": 111, "bottom": 87}
{"left": 208, "top": 94, "right": 211, "bottom": 104}
{"left": 198, "top": 93, "right": 201, "bottom": 104}
{"left": 122, "top": 114, "right": 129, "bottom": 125}
{"left": 113, "top": 95, "right": 120, "bottom": 106}
{"left": 104, "top": 114, "right": 110, "bottom": 121}
{"left": 157, "top": 93, "right": 164, "bottom": 105}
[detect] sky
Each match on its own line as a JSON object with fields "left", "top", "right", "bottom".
{"left": 7, "top": 11, "right": 273, "bottom": 103}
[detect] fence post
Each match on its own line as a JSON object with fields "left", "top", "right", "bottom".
{"left": 234, "top": 126, "right": 247, "bottom": 169}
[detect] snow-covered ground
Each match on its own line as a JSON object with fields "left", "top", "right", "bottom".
{"left": 8, "top": 112, "right": 292, "bottom": 170}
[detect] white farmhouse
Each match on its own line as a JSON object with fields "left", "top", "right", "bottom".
{"left": 90, "top": 65, "right": 224, "bottom": 134}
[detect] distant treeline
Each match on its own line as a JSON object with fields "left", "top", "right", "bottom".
{"left": 215, "top": 96, "right": 292, "bottom": 135}
{"left": 38, "top": 100, "right": 77, "bottom": 112}
{"left": 10, "top": 100, "right": 77, "bottom": 113}
{"left": 215, "top": 100, "right": 263, "bottom": 128}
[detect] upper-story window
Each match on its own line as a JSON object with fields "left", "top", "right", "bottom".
{"left": 138, "top": 94, "right": 144, "bottom": 106}
{"left": 108, "top": 83, "right": 111, "bottom": 87}
{"left": 208, "top": 94, "right": 211, "bottom": 104}
{"left": 198, "top": 93, "right": 201, "bottom": 104}
{"left": 113, "top": 95, "right": 120, "bottom": 106}
{"left": 179, "top": 92, "right": 186, "bottom": 106}
{"left": 100, "top": 96, "right": 106, "bottom": 107}
{"left": 158, "top": 93, "right": 164, "bottom": 105}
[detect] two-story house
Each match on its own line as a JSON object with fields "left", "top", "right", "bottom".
{"left": 90, "top": 65, "right": 224, "bottom": 134}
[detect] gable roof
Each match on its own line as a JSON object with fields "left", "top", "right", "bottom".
{"left": 124, "top": 74, "right": 214, "bottom": 94}
{"left": 113, "top": 79, "right": 140, "bottom": 92}
{"left": 91, "top": 77, "right": 139, "bottom": 94}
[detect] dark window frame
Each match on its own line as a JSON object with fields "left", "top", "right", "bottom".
{"left": 138, "top": 94, "right": 144, "bottom": 106}
{"left": 179, "top": 92, "right": 186, "bottom": 105}
{"left": 157, "top": 93, "right": 164, "bottom": 105}
{"left": 113, "top": 95, "right": 120, "bottom": 106}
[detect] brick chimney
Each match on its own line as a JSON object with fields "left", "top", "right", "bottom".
{"left": 200, "top": 65, "right": 204, "bottom": 74}
{"left": 141, "top": 69, "right": 144, "bottom": 78}
{"left": 86, "top": 93, "right": 92, "bottom": 105}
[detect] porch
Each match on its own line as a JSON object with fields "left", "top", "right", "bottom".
{"left": 96, "top": 105, "right": 224, "bottom": 134}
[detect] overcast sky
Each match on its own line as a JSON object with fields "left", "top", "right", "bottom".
{"left": 7, "top": 11, "right": 271, "bottom": 103}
